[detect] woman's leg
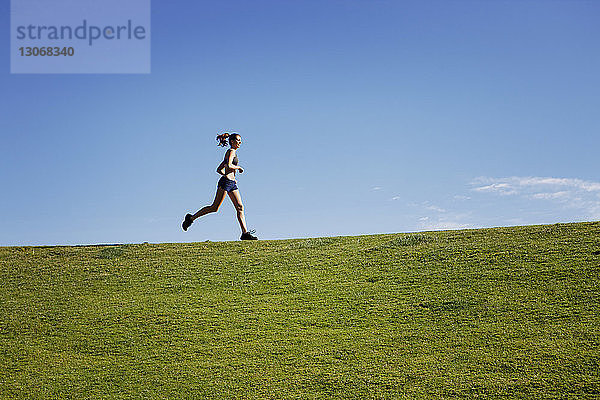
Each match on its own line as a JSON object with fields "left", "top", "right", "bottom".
{"left": 228, "top": 189, "right": 248, "bottom": 233}
{"left": 192, "top": 187, "right": 227, "bottom": 220}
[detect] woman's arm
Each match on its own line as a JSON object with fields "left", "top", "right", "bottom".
{"left": 216, "top": 160, "right": 226, "bottom": 175}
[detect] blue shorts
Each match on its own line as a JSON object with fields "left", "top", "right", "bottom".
{"left": 218, "top": 176, "right": 238, "bottom": 192}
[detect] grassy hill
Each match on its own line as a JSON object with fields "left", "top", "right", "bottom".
{"left": 1, "top": 222, "right": 599, "bottom": 399}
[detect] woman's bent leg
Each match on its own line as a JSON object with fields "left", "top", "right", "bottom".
{"left": 228, "top": 189, "right": 248, "bottom": 233}
{"left": 192, "top": 187, "right": 227, "bottom": 220}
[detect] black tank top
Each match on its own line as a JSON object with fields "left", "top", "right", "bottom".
{"left": 224, "top": 150, "right": 238, "bottom": 166}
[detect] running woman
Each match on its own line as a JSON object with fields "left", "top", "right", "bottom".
{"left": 182, "top": 133, "right": 258, "bottom": 240}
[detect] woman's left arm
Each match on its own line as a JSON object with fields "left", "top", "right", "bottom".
{"left": 216, "top": 160, "right": 226, "bottom": 175}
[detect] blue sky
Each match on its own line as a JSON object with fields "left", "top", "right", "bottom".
{"left": 1, "top": 0, "right": 599, "bottom": 245}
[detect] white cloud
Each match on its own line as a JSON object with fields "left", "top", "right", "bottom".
{"left": 515, "top": 177, "right": 600, "bottom": 192}
{"left": 419, "top": 201, "right": 447, "bottom": 213}
{"left": 420, "top": 220, "right": 476, "bottom": 231}
{"left": 391, "top": 196, "right": 401, "bottom": 201}
{"left": 471, "top": 176, "right": 600, "bottom": 220}
{"left": 417, "top": 208, "right": 476, "bottom": 231}
{"left": 473, "top": 176, "right": 600, "bottom": 193}
{"left": 472, "top": 182, "right": 517, "bottom": 195}
{"left": 530, "top": 191, "right": 569, "bottom": 200}
{"left": 371, "top": 186, "right": 382, "bottom": 191}
{"left": 425, "top": 205, "right": 446, "bottom": 213}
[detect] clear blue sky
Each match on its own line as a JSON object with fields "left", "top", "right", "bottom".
{"left": 1, "top": 0, "right": 599, "bottom": 246}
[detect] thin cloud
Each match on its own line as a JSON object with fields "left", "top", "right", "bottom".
{"left": 530, "top": 191, "right": 570, "bottom": 200}
{"left": 425, "top": 205, "right": 446, "bottom": 213}
{"left": 471, "top": 176, "right": 600, "bottom": 220}
{"left": 453, "top": 195, "right": 471, "bottom": 201}
{"left": 473, "top": 176, "right": 600, "bottom": 193}
{"left": 420, "top": 219, "right": 476, "bottom": 231}
{"left": 472, "top": 182, "right": 517, "bottom": 195}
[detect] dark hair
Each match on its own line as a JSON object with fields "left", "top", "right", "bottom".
{"left": 216, "top": 132, "right": 241, "bottom": 147}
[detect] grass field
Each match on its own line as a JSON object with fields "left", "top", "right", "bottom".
{"left": 1, "top": 222, "right": 599, "bottom": 399}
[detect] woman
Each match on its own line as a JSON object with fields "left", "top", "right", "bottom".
{"left": 182, "top": 132, "right": 258, "bottom": 240}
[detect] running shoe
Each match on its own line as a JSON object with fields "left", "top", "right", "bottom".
{"left": 182, "top": 214, "right": 193, "bottom": 231}
{"left": 240, "top": 230, "right": 258, "bottom": 240}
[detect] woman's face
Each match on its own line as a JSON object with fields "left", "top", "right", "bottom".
{"left": 230, "top": 135, "right": 242, "bottom": 149}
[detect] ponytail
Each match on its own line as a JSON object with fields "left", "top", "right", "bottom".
{"left": 216, "top": 132, "right": 230, "bottom": 147}
{"left": 216, "top": 132, "right": 241, "bottom": 147}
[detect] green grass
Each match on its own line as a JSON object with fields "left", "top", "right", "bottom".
{"left": 1, "top": 222, "right": 599, "bottom": 399}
